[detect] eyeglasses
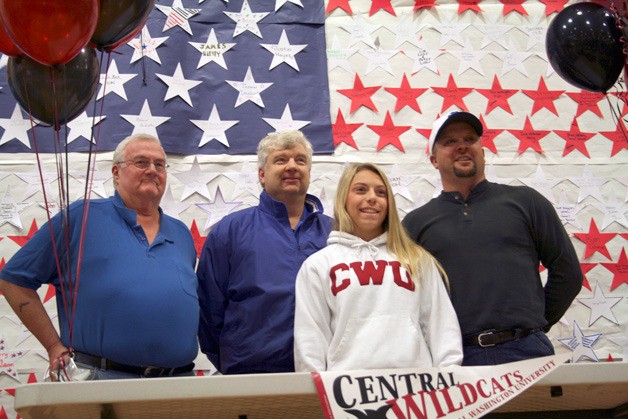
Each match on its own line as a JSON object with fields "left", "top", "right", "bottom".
{"left": 119, "top": 158, "right": 169, "bottom": 172}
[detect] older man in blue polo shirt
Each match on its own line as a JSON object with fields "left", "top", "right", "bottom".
{"left": 0, "top": 133, "right": 199, "bottom": 380}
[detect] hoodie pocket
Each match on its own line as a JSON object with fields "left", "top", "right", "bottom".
{"left": 330, "top": 314, "right": 427, "bottom": 369}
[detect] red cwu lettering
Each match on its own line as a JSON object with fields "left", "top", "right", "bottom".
{"left": 329, "top": 260, "right": 416, "bottom": 295}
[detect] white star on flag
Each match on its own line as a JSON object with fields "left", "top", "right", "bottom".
{"left": 0, "top": 105, "right": 32, "bottom": 148}
{"left": 405, "top": 38, "right": 443, "bottom": 75}
{"left": 475, "top": 16, "right": 513, "bottom": 49}
{"left": 388, "top": 12, "right": 424, "bottom": 49}
{"left": 0, "top": 186, "right": 31, "bottom": 229}
{"left": 261, "top": 29, "right": 307, "bottom": 71}
{"left": 224, "top": 0, "right": 270, "bottom": 38}
{"left": 191, "top": 104, "right": 239, "bottom": 148}
{"left": 399, "top": 192, "right": 425, "bottom": 216}
{"left": 0, "top": 334, "right": 28, "bottom": 382}
{"left": 71, "top": 165, "right": 111, "bottom": 199}
{"left": 65, "top": 112, "right": 106, "bottom": 144}
{"left": 434, "top": 14, "right": 470, "bottom": 47}
{"left": 558, "top": 321, "right": 602, "bottom": 363}
{"left": 226, "top": 67, "right": 273, "bottom": 108}
{"left": 546, "top": 60, "right": 555, "bottom": 78}
{"left": 160, "top": 186, "right": 190, "bottom": 220}
{"left": 591, "top": 189, "right": 628, "bottom": 229}
{"left": 196, "top": 185, "right": 244, "bottom": 231}
{"left": 16, "top": 167, "right": 57, "bottom": 201}
{"left": 156, "top": 0, "right": 201, "bottom": 35}
{"left": 387, "top": 164, "right": 419, "bottom": 202}
{"left": 340, "top": 12, "right": 380, "bottom": 49}
{"left": 519, "top": 164, "right": 562, "bottom": 204}
{"left": 172, "top": 156, "right": 220, "bottom": 201}
{"left": 425, "top": 172, "right": 444, "bottom": 198}
{"left": 121, "top": 100, "right": 170, "bottom": 138}
{"left": 554, "top": 191, "right": 584, "bottom": 230}
{"left": 317, "top": 187, "right": 334, "bottom": 219}
{"left": 262, "top": 104, "right": 310, "bottom": 132}
{"left": 128, "top": 26, "right": 169, "bottom": 64}
{"left": 568, "top": 164, "right": 607, "bottom": 203}
{"left": 2, "top": 316, "right": 32, "bottom": 347}
{"left": 38, "top": 199, "right": 64, "bottom": 216}
{"left": 486, "top": 161, "right": 514, "bottom": 185}
{"left": 518, "top": 16, "right": 547, "bottom": 51}
{"left": 578, "top": 283, "right": 623, "bottom": 326}
{"left": 156, "top": 63, "right": 202, "bottom": 107}
{"left": 492, "top": 39, "right": 534, "bottom": 77}
{"left": 189, "top": 28, "right": 236, "bottom": 70}
{"left": 359, "top": 37, "right": 398, "bottom": 75}
{"left": 448, "top": 36, "right": 488, "bottom": 76}
{"left": 616, "top": 174, "right": 628, "bottom": 202}
{"left": 97, "top": 59, "right": 137, "bottom": 101}
{"left": 223, "top": 160, "right": 261, "bottom": 200}
{"left": 324, "top": 161, "right": 349, "bottom": 185}
{"left": 326, "top": 35, "right": 356, "bottom": 73}
{"left": 275, "top": 0, "right": 303, "bottom": 11}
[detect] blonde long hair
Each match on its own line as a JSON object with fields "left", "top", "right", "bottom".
{"left": 333, "top": 163, "right": 448, "bottom": 286}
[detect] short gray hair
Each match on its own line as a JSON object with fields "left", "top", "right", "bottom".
{"left": 256, "top": 130, "right": 313, "bottom": 169}
{"left": 112, "top": 133, "right": 163, "bottom": 165}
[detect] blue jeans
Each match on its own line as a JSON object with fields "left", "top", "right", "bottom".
{"left": 462, "top": 331, "right": 554, "bottom": 366}
{"left": 74, "top": 363, "right": 196, "bottom": 380}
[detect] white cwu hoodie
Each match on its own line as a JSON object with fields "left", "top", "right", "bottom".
{"left": 294, "top": 231, "right": 463, "bottom": 372}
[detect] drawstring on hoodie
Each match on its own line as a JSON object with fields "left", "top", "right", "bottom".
{"left": 351, "top": 241, "right": 380, "bottom": 260}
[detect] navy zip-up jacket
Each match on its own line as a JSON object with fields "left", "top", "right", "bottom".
{"left": 197, "top": 190, "right": 332, "bottom": 374}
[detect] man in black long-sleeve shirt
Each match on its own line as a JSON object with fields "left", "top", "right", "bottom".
{"left": 403, "top": 111, "right": 582, "bottom": 366}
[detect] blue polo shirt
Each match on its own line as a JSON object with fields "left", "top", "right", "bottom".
{"left": 1, "top": 192, "right": 199, "bottom": 368}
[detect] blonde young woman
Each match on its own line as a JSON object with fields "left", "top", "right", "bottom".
{"left": 294, "top": 163, "right": 462, "bottom": 371}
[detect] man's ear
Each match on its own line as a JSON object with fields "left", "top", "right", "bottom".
{"left": 112, "top": 163, "right": 120, "bottom": 186}
{"left": 429, "top": 154, "right": 438, "bottom": 169}
{"left": 258, "top": 167, "right": 265, "bottom": 188}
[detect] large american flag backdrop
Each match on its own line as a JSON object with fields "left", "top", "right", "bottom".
{"left": 0, "top": 0, "right": 627, "bottom": 417}
{"left": 0, "top": 0, "right": 334, "bottom": 155}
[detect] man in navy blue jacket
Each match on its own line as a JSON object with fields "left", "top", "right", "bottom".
{"left": 197, "top": 130, "right": 333, "bottom": 374}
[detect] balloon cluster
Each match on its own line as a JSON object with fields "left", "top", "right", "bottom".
{"left": 0, "top": 0, "right": 155, "bottom": 129}
{"left": 546, "top": 2, "right": 625, "bottom": 93}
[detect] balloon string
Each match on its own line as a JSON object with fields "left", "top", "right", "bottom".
{"left": 605, "top": 86, "right": 628, "bottom": 145}
{"left": 48, "top": 66, "right": 79, "bottom": 348}
{"left": 609, "top": 0, "right": 628, "bottom": 54}
{"left": 73, "top": 51, "right": 114, "bottom": 328}
{"left": 16, "top": 71, "right": 72, "bottom": 349}
{"left": 140, "top": 31, "right": 148, "bottom": 86}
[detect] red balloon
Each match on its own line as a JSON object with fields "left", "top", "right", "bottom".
{"left": 7, "top": 46, "right": 100, "bottom": 130}
{"left": 0, "top": 20, "right": 21, "bottom": 57}
{"left": 0, "top": 0, "right": 99, "bottom": 66}
{"left": 91, "top": 0, "right": 155, "bottom": 52}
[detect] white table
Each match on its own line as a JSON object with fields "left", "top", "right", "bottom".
{"left": 15, "top": 362, "right": 628, "bottom": 418}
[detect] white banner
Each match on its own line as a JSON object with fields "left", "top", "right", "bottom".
{"left": 312, "top": 353, "right": 571, "bottom": 419}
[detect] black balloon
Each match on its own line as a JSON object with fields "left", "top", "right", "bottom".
{"left": 91, "top": 0, "right": 156, "bottom": 51}
{"left": 546, "top": 2, "right": 625, "bottom": 93}
{"left": 7, "top": 46, "right": 100, "bottom": 129}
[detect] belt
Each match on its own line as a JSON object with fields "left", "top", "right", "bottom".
{"left": 463, "top": 328, "right": 540, "bottom": 347}
{"left": 72, "top": 351, "right": 194, "bottom": 377}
